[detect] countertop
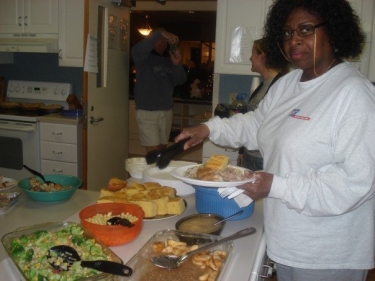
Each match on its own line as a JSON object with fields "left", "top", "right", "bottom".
{"left": 0, "top": 186, "right": 265, "bottom": 281}
{"left": 38, "top": 113, "right": 83, "bottom": 125}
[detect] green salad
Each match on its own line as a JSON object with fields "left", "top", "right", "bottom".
{"left": 8, "top": 223, "right": 114, "bottom": 281}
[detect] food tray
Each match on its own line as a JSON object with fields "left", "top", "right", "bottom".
{"left": 123, "top": 229, "right": 233, "bottom": 281}
{"left": 1, "top": 221, "right": 123, "bottom": 280}
{"left": 0, "top": 192, "right": 20, "bottom": 214}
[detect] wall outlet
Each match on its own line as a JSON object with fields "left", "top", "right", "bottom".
{"left": 229, "top": 92, "right": 237, "bottom": 103}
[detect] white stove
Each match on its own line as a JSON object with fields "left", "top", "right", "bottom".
{"left": 0, "top": 80, "right": 72, "bottom": 180}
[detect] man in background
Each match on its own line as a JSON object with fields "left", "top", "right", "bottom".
{"left": 131, "top": 29, "right": 187, "bottom": 153}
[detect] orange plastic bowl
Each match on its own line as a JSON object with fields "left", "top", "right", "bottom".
{"left": 79, "top": 202, "right": 144, "bottom": 246}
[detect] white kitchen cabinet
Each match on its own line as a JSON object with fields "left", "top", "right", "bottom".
{"left": 40, "top": 122, "right": 82, "bottom": 177}
{"left": 214, "top": 0, "right": 273, "bottom": 75}
{"left": 0, "top": 0, "right": 58, "bottom": 34}
{"left": 58, "top": 0, "right": 84, "bottom": 67}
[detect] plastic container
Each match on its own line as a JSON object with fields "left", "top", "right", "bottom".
{"left": 79, "top": 202, "right": 144, "bottom": 246}
{"left": 17, "top": 174, "right": 82, "bottom": 203}
{"left": 229, "top": 93, "right": 248, "bottom": 116}
{"left": 194, "top": 185, "right": 254, "bottom": 220}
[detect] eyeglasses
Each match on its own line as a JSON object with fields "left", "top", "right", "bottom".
{"left": 281, "top": 22, "right": 326, "bottom": 41}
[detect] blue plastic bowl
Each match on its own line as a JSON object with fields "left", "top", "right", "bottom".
{"left": 194, "top": 185, "right": 254, "bottom": 220}
{"left": 17, "top": 175, "right": 82, "bottom": 203}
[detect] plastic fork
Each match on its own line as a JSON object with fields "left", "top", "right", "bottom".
{"left": 219, "top": 187, "right": 237, "bottom": 198}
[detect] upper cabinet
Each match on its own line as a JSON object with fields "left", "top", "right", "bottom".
{"left": 214, "top": 0, "right": 273, "bottom": 75}
{"left": 58, "top": 0, "right": 84, "bottom": 67}
{"left": 0, "top": 0, "right": 58, "bottom": 34}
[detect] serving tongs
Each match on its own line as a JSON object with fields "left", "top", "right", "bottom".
{"left": 145, "top": 137, "right": 191, "bottom": 169}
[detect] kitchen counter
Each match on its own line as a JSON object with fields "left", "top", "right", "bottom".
{"left": 38, "top": 113, "right": 83, "bottom": 125}
{"left": 0, "top": 187, "right": 265, "bottom": 281}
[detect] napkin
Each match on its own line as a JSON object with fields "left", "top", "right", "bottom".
{"left": 217, "top": 187, "right": 253, "bottom": 208}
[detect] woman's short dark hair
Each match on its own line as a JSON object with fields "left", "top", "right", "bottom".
{"left": 254, "top": 38, "right": 290, "bottom": 75}
{"left": 263, "top": 0, "right": 366, "bottom": 68}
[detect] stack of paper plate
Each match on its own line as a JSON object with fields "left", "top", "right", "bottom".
{"left": 142, "top": 161, "right": 196, "bottom": 195}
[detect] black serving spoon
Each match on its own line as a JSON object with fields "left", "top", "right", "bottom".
{"left": 106, "top": 217, "right": 134, "bottom": 227}
{"left": 23, "top": 164, "right": 54, "bottom": 184}
{"left": 145, "top": 137, "right": 191, "bottom": 169}
{"left": 47, "top": 245, "right": 132, "bottom": 276}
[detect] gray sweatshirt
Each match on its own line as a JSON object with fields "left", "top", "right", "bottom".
{"left": 206, "top": 62, "right": 375, "bottom": 270}
{"left": 131, "top": 31, "right": 187, "bottom": 111}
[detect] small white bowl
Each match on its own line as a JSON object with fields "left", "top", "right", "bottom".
{"left": 125, "top": 157, "right": 154, "bottom": 179}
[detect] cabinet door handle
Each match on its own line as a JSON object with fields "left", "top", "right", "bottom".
{"left": 18, "top": 17, "right": 22, "bottom": 26}
{"left": 52, "top": 151, "right": 63, "bottom": 155}
{"left": 52, "top": 132, "right": 63, "bottom": 135}
{"left": 24, "top": 16, "right": 28, "bottom": 26}
{"left": 59, "top": 49, "right": 62, "bottom": 59}
{"left": 53, "top": 169, "right": 63, "bottom": 173}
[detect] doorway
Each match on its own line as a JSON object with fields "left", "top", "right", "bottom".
{"left": 129, "top": 10, "right": 216, "bottom": 100}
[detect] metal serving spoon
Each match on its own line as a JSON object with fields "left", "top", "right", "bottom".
{"left": 213, "top": 210, "right": 244, "bottom": 226}
{"left": 47, "top": 245, "right": 132, "bottom": 276}
{"left": 151, "top": 227, "right": 256, "bottom": 269}
{"left": 106, "top": 217, "right": 134, "bottom": 227}
{"left": 23, "top": 164, "right": 54, "bottom": 184}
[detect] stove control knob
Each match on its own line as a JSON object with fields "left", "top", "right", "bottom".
{"left": 61, "top": 89, "right": 67, "bottom": 96}
{"left": 54, "top": 88, "right": 60, "bottom": 95}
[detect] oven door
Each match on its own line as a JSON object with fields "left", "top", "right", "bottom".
{"left": 0, "top": 119, "right": 40, "bottom": 180}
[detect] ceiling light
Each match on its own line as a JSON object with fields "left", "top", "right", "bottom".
{"left": 138, "top": 15, "right": 152, "bottom": 36}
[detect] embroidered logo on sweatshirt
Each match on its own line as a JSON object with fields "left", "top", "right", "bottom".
{"left": 289, "top": 109, "right": 311, "bottom": 121}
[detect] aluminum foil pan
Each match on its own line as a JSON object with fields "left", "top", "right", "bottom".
{"left": 0, "top": 192, "right": 20, "bottom": 214}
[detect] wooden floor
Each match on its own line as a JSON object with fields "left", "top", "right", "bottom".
{"left": 270, "top": 268, "right": 375, "bottom": 280}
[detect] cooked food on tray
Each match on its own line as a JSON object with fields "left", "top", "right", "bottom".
{"left": 97, "top": 178, "right": 186, "bottom": 218}
{"left": 150, "top": 238, "right": 227, "bottom": 281}
{"left": 5, "top": 223, "right": 117, "bottom": 280}
{"left": 38, "top": 104, "right": 64, "bottom": 110}
{"left": 183, "top": 155, "right": 253, "bottom": 182}
{"left": 1, "top": 176, "right": 17, "bottom": 189}
{"left": 0, "top": 101, "right": 19, "bottom": 109}
{"left": 19, "top": 102, "right": 44, "bottom": 110}
{"left": 29, "top": 177, "right": 72, "bottom": 192}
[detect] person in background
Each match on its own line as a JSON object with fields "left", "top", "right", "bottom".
{"left": 238, "top": 38, "right": 289, "bottom": 171}
{"left": 175, "top": 0, "right": 375, "bottom": 280}
{"left": 131, "top": 29, "right": 187, "bottom": 153}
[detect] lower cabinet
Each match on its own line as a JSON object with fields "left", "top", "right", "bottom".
{"left": 40, "top": 121, "right": 82, "bottom": 177}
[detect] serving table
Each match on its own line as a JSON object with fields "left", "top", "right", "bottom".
{"left": 0, "top": 186, "right": 265, "bottom": 281}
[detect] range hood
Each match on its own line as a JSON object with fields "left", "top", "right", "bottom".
{"left": 0, "top": 33, "right": 58, "bottom": 53}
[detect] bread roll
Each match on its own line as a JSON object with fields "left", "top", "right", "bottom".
{"left": 167, "top": 197, "right": 185, "bottom": 215}
{"left": 98, "top": 181, "right": 181, "bottom": 217}
{"left": 108, "top": 178, "right": 127, "bottom": 191}
{"left": 204, "top": 155, "right": 229, "bottom": 171}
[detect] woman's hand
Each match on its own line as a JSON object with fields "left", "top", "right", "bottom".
{"left": 239, "top": 172, "right": 274, "bottom": 201}
{"left": 175, "top": 124, "right": 210, "bottom": 150}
